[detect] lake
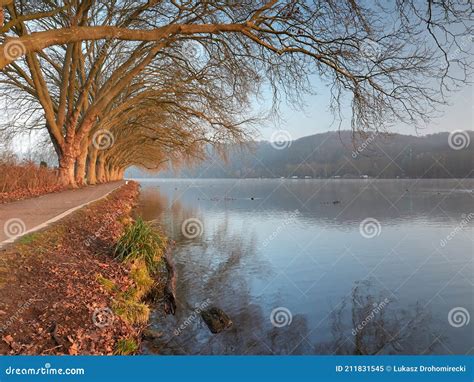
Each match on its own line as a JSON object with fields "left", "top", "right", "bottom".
{"left": 133, "top": 178, "right": 473, "bottom": 355}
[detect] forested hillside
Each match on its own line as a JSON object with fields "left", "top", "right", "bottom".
{"left": 127, "top": 131, "right": 474, "bottom": 179}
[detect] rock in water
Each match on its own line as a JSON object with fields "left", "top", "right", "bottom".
{"left": 142, "top": 329, "right": 162, "bottom": 340}
{"left": 201, "top": 307, "right": 233, "bottom": 334}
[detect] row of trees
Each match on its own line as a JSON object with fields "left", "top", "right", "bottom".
{"left": 0, "top": 0, "right": 472, "bottom": 187}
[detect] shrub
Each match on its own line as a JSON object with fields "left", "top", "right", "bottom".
{"left": 0, "top": 156, "right": 58, "bottom": 194}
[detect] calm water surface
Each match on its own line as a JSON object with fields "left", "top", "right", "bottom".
{"left": 134, "top": 178, "right": 473, "bottom": 355}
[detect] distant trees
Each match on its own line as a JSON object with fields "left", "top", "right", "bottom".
{"left": 0, "top": 1, "right": 472, "bottom": 186}
{"left": 158, "top": 131, "right": 474, "bottom": 179}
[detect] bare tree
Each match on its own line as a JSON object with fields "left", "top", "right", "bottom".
{"left": 0, "top": 1, "right": 472, "bottom": 185}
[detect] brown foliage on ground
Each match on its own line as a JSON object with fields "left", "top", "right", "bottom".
{"left": 0, "top": 157, "right": 63, "bottom": 203}
{"left": 0, "top": 181, "right": 146, "bottom": 355}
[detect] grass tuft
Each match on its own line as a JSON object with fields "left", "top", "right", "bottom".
{"left": 109, "top": 218, "right": 166, "bottom": 333}
{"left": 130, "top": 260, "right": 154, "bottom": 300}
{"left": 96, "top": 274, "right": 117, "bottom": 292}
{"left": 112, "top": 298, "right": 150, "bottom": 326}
{"left": 114, "top": 218, "right": 166, "bottom": 274}
{"left": 114, "top": 338, "right": 139, "bottom": 355}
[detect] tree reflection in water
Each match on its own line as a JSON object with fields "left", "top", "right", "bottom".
{"left": 316, "top": 280, "right": 443, "bottom": 355}
{"left": 136, "top": 187, "right": 442, "bottom": 355}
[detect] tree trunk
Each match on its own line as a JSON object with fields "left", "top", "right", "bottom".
{"left": 58, "top": 153, "right": 77, "bottom": 188}
{"left": 105, "top": 164, "right": 112, "bottom": 182}
{"left": 57, "top": 122, "right": 79, "bottom": 187}
{"left": 110, "top": 167, "right": 118, "bottom": 181}
{"left": 75, "top": 143, "right": 89, "bottom": 186}
{"left": 97, "top": 156, "right": 106, "bottom": 183}
{"left": 87, "top": 148, "right": 98, "bottom": 185}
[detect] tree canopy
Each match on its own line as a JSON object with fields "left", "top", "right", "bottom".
{"left": 0, "top": 0, "right": 472, "bottom": 186}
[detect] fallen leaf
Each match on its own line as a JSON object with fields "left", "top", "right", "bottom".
{"left": 68, "top": 342, "right": 79, "bottom": 355}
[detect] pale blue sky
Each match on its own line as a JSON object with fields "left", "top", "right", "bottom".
{"left": 258, "top": 77, "right": 473, "bottom": 142}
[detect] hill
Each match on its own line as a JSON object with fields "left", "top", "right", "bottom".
{"left": 126, "top": 131, "right": 474, "bottom": 179}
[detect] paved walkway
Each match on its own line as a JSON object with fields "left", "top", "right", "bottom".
{"left": 0, "top": 181, "right": 125, "bottom": 247}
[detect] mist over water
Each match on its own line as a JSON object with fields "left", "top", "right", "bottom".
{"left": 134, "top": 178, "right": 474, "bottom": 355}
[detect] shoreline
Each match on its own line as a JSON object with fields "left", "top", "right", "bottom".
{"left": 0, "top": 181, "right": 167, "bottom": 355}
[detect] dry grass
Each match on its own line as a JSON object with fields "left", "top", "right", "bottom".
{"left": 97, "top": 259, "right": 156, "bottom": 327}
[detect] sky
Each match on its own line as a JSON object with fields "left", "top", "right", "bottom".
{"left": 9, "top": 79, "right": 472, "bottom": 157}
{"left": 257, "top": 77, "right": 473, "bottom": 142}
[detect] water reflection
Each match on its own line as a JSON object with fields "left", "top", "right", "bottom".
{"left": 316, "top": 280, "right": 442, "bottom": 355}
{"left": 135, "top": 179, "right": 473, "bottom": 355}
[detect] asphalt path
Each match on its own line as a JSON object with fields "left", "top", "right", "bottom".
{"left": 0, "top": 181, "right": 125, "bottom": 247}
